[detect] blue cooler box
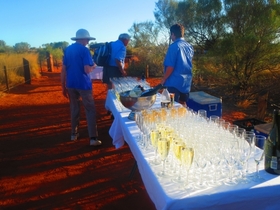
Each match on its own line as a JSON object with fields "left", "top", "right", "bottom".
{"left": 187, "top": 91, "right": 222, "bottom": 118}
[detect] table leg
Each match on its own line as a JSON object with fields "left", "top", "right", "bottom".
{"left": 129, "top": 161, "right": 138, "bottom": 179}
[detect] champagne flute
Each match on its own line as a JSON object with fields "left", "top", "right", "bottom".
{"left": 150, "top": 129, "right": 161, "bottom": 165}
{"left": 236, "top": 128, "right": 246, "bottom": 140}
{"left": 194, "top": 147, "right": 208, "bottom": 189}
{"left": 224, "top": 137, "right": 239, "bottom": 186}
{"left": 209, "top": 115, "right": 220, "bottom": 126}
{"left": 198, "top": 109, "right": 207, "bottom": 119}
{"left": 238, "top": 137, "right": 253, "bottom": 184}
{"left": 244, "top": 131, "right": 255, "bottom": 177}
{"left": 171, "top": 140, "right": 185, "bottom": 183}
{"left": 178, "top": 107, "right": 187, "bottom": 118}
{"left": 181, "top": 146, "right": 194, "bottom": 190}
{"left": 227, "top": 124, "right": 239, "bottom": 138}
{"left": 252, "top": 135, "right": 266, "bottom": 182}
{"left": 157, "top": 137, "right": 171, "bottom": 178}
{"left": 208, "top": 141, "right": 223, "bottom": 186}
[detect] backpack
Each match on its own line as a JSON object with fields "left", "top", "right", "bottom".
{"left": 93, "top": 42, "right": 112, "bottom": 66}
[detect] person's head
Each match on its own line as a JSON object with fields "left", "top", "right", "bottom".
{"left": 71, "top": 29, "right": 96, "bottom": 46}
{"left": 118, "top": 33, "right": 131, "bottom": 46}
{"left": 170, "top": 23, "right": 184, "bottom": 41}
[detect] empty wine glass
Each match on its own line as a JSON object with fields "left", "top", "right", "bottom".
{"left": 236, "top": 128, "right": 246, "bottom": 140}
{"left": 209, "top": 115, "right": 220, "bottom": 126}
{"left": 252, "top": 135, "right": 266, "bottom": 182}
{"left": 227, "top": 124, "right": 239, "bottom": 137}
{"left": 220, "top": 121, "right": 230, "bottom": 130}
{"left": 198, "top": 109, "right": 207, "bottom": 120}
{"left": 244, "top": 131, "right": 255, "bottom": 176}
{"left": 224, "top": 137, "right": 239, "bottom": 186}
{"left": 208, "top": 141, "right": 223, "bottom": 186}
{"left": 194, "top": 146, "right": 208, "bottom": 189}
{"left": 157, "top": 137, "right": 171, "bottom": 178}
{"left": 238, "top": 137, "right": 253, "bottom": 184}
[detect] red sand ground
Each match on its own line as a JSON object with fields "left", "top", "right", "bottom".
{"left": 0, "top": 71, "right": 246, "bottom": 210}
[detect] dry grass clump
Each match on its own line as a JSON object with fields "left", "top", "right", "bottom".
{"left": 0, "top": 53, "right": 40, "bottom": 90}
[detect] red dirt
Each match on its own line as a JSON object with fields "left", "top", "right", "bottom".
{"left": 0, "top": 70, "right": 247, "bottom": 210}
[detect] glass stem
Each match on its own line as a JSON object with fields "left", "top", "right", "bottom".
{"left": 246, "top": 160, "right": 249, "bottom": 174}
{"left": 199, "top": 169, "right": 203, "bottom": 185}
{"left": 214, "top": 168, "right": 217, "bottom": 183}
{"left": 229, "top": 166, "right": 233, "bottom": 181}
{"left": 162, "top": 160, "right": 166, "bottom": 175}
{"left": 186, "top": 170, "right": 189, "bottom": 186}
{"left": 178, "top": 164, "right": 182, "bottom": 180}
{"left": 256, "top": 161, "right": 260, "bottom": 178}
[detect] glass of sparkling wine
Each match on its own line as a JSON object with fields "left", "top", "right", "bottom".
{"left": 150, "top": 129, "right": 161, "bottom": 165}
{"left": 181, "top": 146, "right": 194, "bottom": 190}
{"left": 157, "top": 137, "right": 171, "bottom": 178}
{"left": 171, "top": 140, "right": 185, "bottom": 183}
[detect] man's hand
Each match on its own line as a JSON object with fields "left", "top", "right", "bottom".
{"left": 84, "top": 64, "right": 96, "bottom": 74}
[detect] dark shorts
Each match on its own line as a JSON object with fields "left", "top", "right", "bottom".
{"left": 167, "top": 87, "right": 189, "bottom": 103}
{"left": 102, "top": 66, "right": 122, "bottom": 84}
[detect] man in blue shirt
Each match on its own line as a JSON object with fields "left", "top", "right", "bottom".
{"left": 161, "top": 23, "right": 194, "bottom": 107}
{"left": 102, "top": 33, "right": 130, "bottom": 90}
{"left": 61, "top": 29, "right": 101, "bottom": 146}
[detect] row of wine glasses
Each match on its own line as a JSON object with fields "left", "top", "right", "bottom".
{"left": 135, "top": 106, "right": 267, "bottom": 192}
{"left": 110, "top": 77, "right": 150, "bottom": 94}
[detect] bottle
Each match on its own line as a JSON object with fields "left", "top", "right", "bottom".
{"left": 264, "top": 109, "right": 280, "bottom": 175}
{"left": 140, "top": 83, "right": 163, "bottom": 97}
{"left": 161, "top": 88, "right": 171, "bottom": 108}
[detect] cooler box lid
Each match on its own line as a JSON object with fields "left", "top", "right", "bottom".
{"left": 254, "top": 122, "right": 273, "bottom": 135}
{"left": 189, "top": 91, "right": 221, "bottom": 105}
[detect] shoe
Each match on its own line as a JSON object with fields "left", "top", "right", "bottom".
{"left": 71, "top": 133, "right": 79, "bottom": 141}
{"left": 90, "top": 138, "right": 102, "bottom": 146}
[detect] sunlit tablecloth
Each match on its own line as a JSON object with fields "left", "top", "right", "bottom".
{"left": 105, "top": 90, "right": 280, "bottom": 210}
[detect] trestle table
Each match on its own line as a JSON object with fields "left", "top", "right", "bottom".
{"left": 105, "top": 90, "right": 280, "bottom": 210}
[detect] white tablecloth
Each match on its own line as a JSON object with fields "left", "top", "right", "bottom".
{"left": 90, "top": 66, "right": 103, "bottom": 80}
{"left": 105, "top": 90, "right": 280, "bottom": 210}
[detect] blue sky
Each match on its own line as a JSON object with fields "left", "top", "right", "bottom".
{"left": 0, "top": 0, "right": 157, "bottom": 48}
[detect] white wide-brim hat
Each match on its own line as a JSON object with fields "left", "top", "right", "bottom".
{"left": 71, "top": 29, "right": 96, "bottom": 40}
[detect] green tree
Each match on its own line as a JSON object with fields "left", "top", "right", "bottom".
{"left": 42, "top": 41, "right": 68, "bottom": 50}
{"left": 0, "top": 40, "right": 6, "bottom": 53}
{"left": 154, "top": 0, "right": 179, "bottom": 30}
{"left": 40, "top": 42, "right": 68, "bottom": 69}
{"left": 128, "top": 21, "right": 168, "bottom": 77}
{"left": 212, "top": 0, "right": 280, "bottom": 100}
{"left": 154, "top": 0, "right": 280, "bottom": 102}
{"left": 13, "top": 42, "right": 30, "bottom": 53}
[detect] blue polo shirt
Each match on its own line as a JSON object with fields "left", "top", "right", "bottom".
{"left": 108, "top": 39, "right": 126, "bottom": 67}
{"left": 163, "top": 38, "right": 194, "bottom": 93}
{"left": 63, "top": 43, "right": 93, "bottom": 90}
